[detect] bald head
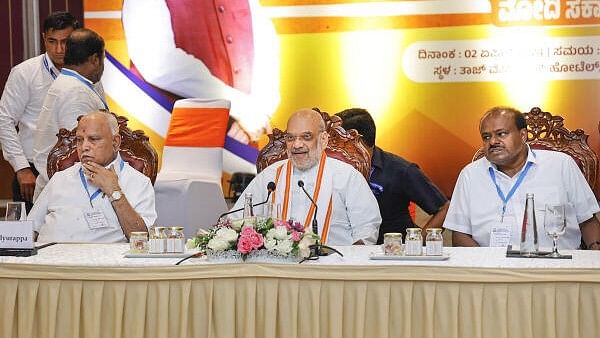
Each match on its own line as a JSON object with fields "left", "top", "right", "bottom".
{"left": 287, "top": 108, "right": 326, "bottom": 133}
{"left": 76, "top": 111, "right": 121, "bottom": 166}
{"left": 285, "top": 108, "right": 328, "bottom": 171}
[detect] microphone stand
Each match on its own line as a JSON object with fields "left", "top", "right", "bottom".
{"left": 297, "top": 181, "right": 343, "bottom": 263}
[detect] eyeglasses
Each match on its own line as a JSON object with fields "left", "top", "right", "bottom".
{"left": 284, "top": 132, "right": 315, "bottom": 143}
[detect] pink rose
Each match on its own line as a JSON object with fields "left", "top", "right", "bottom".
{"left": 237, "top": 236, "right": 254, "bottom": 254}
{"left": 250, "top": 233, "right": 264, "bottom": 249}
{"left": 291, "top": 231, "right": 302, "bottom": 242}
{"left": 241, "top": 226, "right": 255, "bottom": 236}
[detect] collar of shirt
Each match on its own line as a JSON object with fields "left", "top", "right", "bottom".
{"left": 61, "top": 67, "right": 94, "bottom": 85}
{"left": 43, "top": 53, "right": 59, "bottom": 79}
{"left": 371, "top": 146, "right": 384, "bottom": 172}
{"left": 485, "top": 145, "right": 537, "bottom": 179}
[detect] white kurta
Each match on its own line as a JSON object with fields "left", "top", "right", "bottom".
{"left": 32, "top": 69, "right": 106, "bottom": 198}
{"left": 28, "top": 155, "right": 157, "bottom": 243}
{"left": 0, "top": 54, "right": 56, "bottom": 171}
{"left": 231, "top": 157, "right": 382, "bottom": 245}
{"left": 443, "top": 148, "right": 600, "bottom": 249}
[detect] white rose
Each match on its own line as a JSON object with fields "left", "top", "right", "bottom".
{"left": 300, "top": 234, "right": 316, "bottom": 247}
{"left": 274, "top": 226, "right": 289, "bottom": 240}
{"left": 266, "top": 228, "right": 277, "bottom": 240}
{"left": 275, "top": 239, "right": 293, "bottom": 254}
{"left": 216, "top": 228, "right": 238, "bottom": 242}
{"left": 207, "top": 237, "right": 230, "bottom": 251}
{"left": 231, "top": 219, "right": 245, "bottom": 231}
{"left": 264, "top": 238, "right": 277, "bottom": 251}
{"left": 299, "top": 244, "right": 311, "bottom": 258}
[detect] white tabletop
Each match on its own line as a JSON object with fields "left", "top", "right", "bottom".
{"left": 1, "top": 244, "right": 599, "bottom": 269}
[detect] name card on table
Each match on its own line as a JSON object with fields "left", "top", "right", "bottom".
{"left": 0, "top": 221, "right": 34, "bottom": 249}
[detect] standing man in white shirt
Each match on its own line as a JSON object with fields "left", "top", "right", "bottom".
{"left": 0, "top": 12, "right": 80, "bottom": 211}
{"left": 33, "top": 28, "right": 107, "bottom": 199}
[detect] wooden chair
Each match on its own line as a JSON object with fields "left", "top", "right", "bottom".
{"left": 473, "top": 107, "right": 599, "bottom": 191}
{"left": 47, "top": 113, "right": 159, "bottom": 184}
{"left": 256, "top": 108, "right": 372, "bottom": 179}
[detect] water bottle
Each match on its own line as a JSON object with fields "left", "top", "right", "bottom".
{"left": 242, "top": 193, "right": 254, "bottom": 218}
{"left": 520, "top": 193, "right": 539, "bottom": 256}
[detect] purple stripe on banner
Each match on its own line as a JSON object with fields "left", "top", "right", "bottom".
{"left": 105, "top": 51, "right": 259, "bottom": 165}
{"left": 225, "top": 136, "right": 259, "bottom": 163}
{"left": 105, "top": 51, "right": 175, "bottom": 112}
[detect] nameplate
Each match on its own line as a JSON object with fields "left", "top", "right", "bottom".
{"left": 0, "top": 221, "right": 34, "bottom": 249}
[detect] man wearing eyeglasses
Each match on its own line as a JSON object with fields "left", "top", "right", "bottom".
{"left": 336, "top": 108, "right": 449, "bottom": 244}
{"left": 231, "top": 108, "right": 381, "bottom": 245}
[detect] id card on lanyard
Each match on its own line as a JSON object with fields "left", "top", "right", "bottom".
{"left": 61, "top": 68, "right": 109, "bottom": 110}
{"left": 79, "top": 160, "right": 125, "bottom": 229}
{"left": 488, "top": 155, "right": 534, "bottom": 246}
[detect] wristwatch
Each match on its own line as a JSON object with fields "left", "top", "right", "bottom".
{"left": 109, "top": 190, "right": 123, "bottom": 202}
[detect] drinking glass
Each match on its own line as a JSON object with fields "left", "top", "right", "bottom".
{"left": 544, "top": 204, "right": 567, "bottom": 257}
{"left": 5, "top": 201, "right": 26, "bottom": 221}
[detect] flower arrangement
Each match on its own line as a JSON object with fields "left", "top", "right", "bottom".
{"left": 187, "top": 217, "right": 318, "bottom": 261}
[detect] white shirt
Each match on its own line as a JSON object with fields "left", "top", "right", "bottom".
{"left": 0, "top": 54, "right": 57, "bottom": 171}
{"left": 443, "top": 148, "right": 600, "bottom": 249}
{"left": 231, "top": 157, "right": 382, "bottom": 245}
{"left": 121, "top": 0, "right": 279, "bottom": 136}
{"left": 28, "top": 155, "right": 157, "bottom": 243}
{"left": 32, "top": 69, "right": 107, "bottom": 198}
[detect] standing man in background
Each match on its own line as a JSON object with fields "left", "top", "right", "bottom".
{"left": 33, "top": 28, "right": 107, "bottom": 199}
{"left": 0, "top": 12, "right": 80, "bottom": 211}
{"left": 336, "top": 108, "right": 449, "bottom": 244}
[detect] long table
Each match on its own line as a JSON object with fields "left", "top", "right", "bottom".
{"left": 1, "top": 244, "right": 599, "bottom": 338}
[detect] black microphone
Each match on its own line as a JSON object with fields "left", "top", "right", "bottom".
{"left": 217, "top": 182, "right": 276, "bottom": 220}
{"left": 296, "top": 180, "right": 343, "bottom": 261}
{"left": 297, "top": 180, "right": 318, "bottom": 236}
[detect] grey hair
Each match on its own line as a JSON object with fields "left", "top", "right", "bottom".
{"left": 106, "top": 113, "right": 119, "bottom": 136}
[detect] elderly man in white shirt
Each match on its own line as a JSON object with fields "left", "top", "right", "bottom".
{"left": 443, "top": 106, "right": 600, "bottom": 250}
{"left": 0, "top": 12, "right": 80, "bottom": 210}
{"left": 33, "top": 28, "right": 107, "bottom": 199}
{"left": 28, "top": 111, "right": 156, "bottom": 243}
{"left": 231, "top": 108, "right": 381, "bottom": 245}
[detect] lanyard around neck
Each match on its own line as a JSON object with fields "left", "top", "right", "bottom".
{"left": 61, "top": 68, "right": 108, "bottom": 110}
{"left": 42, "top": 55, "right": 58, "bottom": 79}
{"left": 488, "top": 159, "right": 534, "bottom": 221}
{"left": 79, "top": 159, "right": 125, "bottom": 207}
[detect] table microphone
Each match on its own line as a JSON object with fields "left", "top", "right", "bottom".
{"left": 217, "top": 182, "right": 276, "bottom": 220}
{"left": 297, "top": 180, "right": 343, "bottom": 260}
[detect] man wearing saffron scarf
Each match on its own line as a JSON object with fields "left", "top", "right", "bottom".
{"left": 231, "top": 108, "right": 381, "bottom": 245}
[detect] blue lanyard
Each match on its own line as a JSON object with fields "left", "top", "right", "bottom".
{"left": 488, "top": 160, "right": 534, "bottom": 222}
{"left": 42, "top": 55, "right": 57, "bottom": 79}
{"left": 79, "top": 160, "right": 125, "bottom": 207}
{"left": 61, "top": 68, "right": 108, "bottom": 110}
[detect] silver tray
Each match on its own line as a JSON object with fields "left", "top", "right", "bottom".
{"left": 369, "top": 253, "right": 450, "bottom": 261}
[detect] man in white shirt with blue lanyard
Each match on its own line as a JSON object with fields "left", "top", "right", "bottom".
{"left": 29, "top": 111, "right": 156, "bottom": 242}
{"left": 0, "top": 12, "right": 80, "bottom": 211}
{"left": 443, "top": 106, "right": 600, "bottom": 250}
{"left": 33, "top": 28, "right": 108, "bottom": 199}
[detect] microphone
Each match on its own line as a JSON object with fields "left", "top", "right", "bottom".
{"left": 296, "top": 180, "right": 343, "bottom": 261}
{"left": 297, "top": 180, "right": 318, "bottom": 236}
{"left": 217, "top": 182, "right": 276, "bottom": 220}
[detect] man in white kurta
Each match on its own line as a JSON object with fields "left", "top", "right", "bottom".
{"left": 33, "top": 28, "right": 107, "bottom": 198}
{"left": 231, "top": 108, "right": 381, "bottom": 245}
{"left": 29, "top": 112, "right": 156, "bottom": 242}
{"left": 443, "top": 106, "right": 600, "bottom": 250}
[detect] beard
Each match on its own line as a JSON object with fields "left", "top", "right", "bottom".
{"left": 289, "top": 140, "right": 323, "bottom": 171}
